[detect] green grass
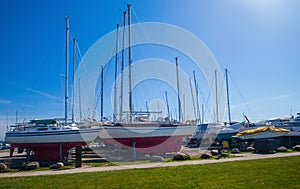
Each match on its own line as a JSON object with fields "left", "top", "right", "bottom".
{"left": 1, "top": 156, "right": 300, "bottom": 189}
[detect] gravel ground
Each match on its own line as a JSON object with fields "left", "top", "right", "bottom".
{"left": 1, "top": 151, "right": 300, "bottom": 178}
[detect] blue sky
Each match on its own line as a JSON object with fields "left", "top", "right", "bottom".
{"left": 1, "top": 0, "right": 300, "bottom": 139}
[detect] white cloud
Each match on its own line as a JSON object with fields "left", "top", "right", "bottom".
{"left": 6, "top": 80, "right": 62, "bottom": 102}
{"left": 24, "top": 87, "right": 62, "bottom": 102}
{"left": 0, "top": 99, "right": 11, "bottom": 104}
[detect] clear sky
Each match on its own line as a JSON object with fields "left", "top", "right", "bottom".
{"left": 1, "top": 0, "right": 300, "bottom": 139}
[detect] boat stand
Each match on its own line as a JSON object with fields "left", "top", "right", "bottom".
{"left": 26, "top": 146, "right": 30, "bottom": 162}
{"left": 59, "top": 143, "right": 62, "bottom": 162}
{"left": 132, "top": 141, "right": 136, "bottom": 160}
{"left": 75, "top": 146, "right": 82, "bottom": 168}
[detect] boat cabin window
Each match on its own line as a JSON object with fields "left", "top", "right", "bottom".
{"left": 37, "top": 127, "right": 48, "bottom": 131}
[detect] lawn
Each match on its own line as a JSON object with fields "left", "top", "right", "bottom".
{"left": 1, "top": 156, "right": 300, "bottom": 189}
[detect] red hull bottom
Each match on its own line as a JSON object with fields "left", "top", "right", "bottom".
{"left": 10, "top": 142, "right": 87, "bottom": 161}
{"left": 103, "top": 136, "right": 183, "bottom": 154}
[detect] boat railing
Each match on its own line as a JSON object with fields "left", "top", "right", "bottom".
{"left": 6, "top": 118, "right": 77, "bottom": 132}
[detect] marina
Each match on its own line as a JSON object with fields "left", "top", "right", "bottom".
{"left": 0, "top": 3, "right": 300, "bottom": 189}
{"left": 2, "top": 8, "right": 300, "bottom": 168}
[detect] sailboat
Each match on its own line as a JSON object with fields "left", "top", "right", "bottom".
{"left": 235, "top": 126, "right": 290, "bottom": 140}
{"left": 5, "top": 18, "right": 101, "bottom": 162}
{"left": 98, "top": 4, "right": 196, "bottom": 154}
{"left": 186, "top": 69, "right": 229, "bottom": 147}
{"left": 216, "top": 69, "right": 258, "bottom": 142}
{"left": 216, "top": 118, "right": 258, "bottom": 141}
{"left": 5, "top": 119, "right": 100, "bottom": 161}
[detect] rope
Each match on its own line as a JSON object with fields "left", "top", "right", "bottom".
{"left": 228, "top": 71, "right": 256, "bottom": 122}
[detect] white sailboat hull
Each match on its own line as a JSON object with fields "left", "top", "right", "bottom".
{"left": 5, "top": 128, "right": 101, "bottom": 144}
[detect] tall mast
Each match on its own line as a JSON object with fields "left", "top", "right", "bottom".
{"left": 127, "top": 4, "right": 133, "bottom": 123}
{"left": 202, "top": 104, "right": 204, "bottom": 124}
{"left": 165, "top": 91, "right": 170, "bottom": 118}
{"left": 175, "top": 57, "right": 181, "bottom": 122}
{"left": 15, "top": 111, "right": 18, "bottom": 126}
{"left": 72, "top": 38, "right": 76, "bottom": 123}
{"left": 113, "top": 24, "right": 119, "bottom": 122}
{"left": 119, "top": 11, "right": 126, "bottom": 122}
{"left": 215, "top": 70, "right": 219, "bottom": 123}
{"left": 100, "top": 64, "right": 104, "bottom": 122}
{"left": 193, "top": 71, "right": 201, "bottom": 124}
{"left": 225, "top": 69, "right": 232, "bottom": 124}
{"left": 78, "top": 79, "right": 82, "bottom": 122}
{"left": 65, "top": 17, "right": 69, "bottom": 125}
{"left": 146, "top": 101, "right": 149, "bottom": 112}
{"left": 189, "top": 78, "right": 197, "bottom": 121}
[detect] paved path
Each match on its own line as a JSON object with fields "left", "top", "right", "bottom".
{"left": 1, "top": 152, "right": 300, "bottom": 178}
